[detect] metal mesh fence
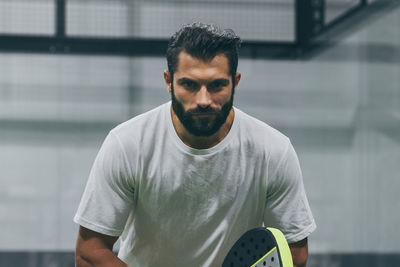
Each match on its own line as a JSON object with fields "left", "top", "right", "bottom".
{"left": 325, "top": 0, "right": 361, "bottom": 24}
{"left": 0, "top": 0, "right": 296, "bottom": 41}
{"left": 0, "top": 0, "right": 371, "bottom": 43}
{"left": 0, "top": 0, "right": 54, "bottom": 35}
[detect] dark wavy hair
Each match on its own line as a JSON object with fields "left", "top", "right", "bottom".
{"left": 166, "top": 23, "right": 241, "bottom": 81}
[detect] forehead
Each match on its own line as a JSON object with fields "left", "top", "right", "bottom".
{"left": 175, "top": 51, "right": 230, "bottom": 79}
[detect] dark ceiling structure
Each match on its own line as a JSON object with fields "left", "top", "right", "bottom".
{"left": 0, "top": 0, "right": 396, "bottom": 59}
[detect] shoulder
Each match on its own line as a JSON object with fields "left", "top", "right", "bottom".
{"left": 110, "top": 102, "right": 169, "bottom": 143}
{"left": 235, "top": 107, "right": 291, "bottom": 157}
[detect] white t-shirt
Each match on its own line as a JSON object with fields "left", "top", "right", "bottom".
{"left": 74, "top": 101, "right": 316, "bottom": 267}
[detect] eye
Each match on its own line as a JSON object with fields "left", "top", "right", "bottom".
{"left": 181, "top": 80, "right": 198, "bottom": 90}
{"left": 208, "top": 81, "right": 225, "bottom": 92}
{"left": 211, "top": 82, "right": 222, "bottom": 87}
{"left": 183, "top": 81, "right": 195, "bottom": 87}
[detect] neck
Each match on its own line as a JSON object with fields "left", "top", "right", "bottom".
{"left": 170, "top": 106, "right": 235, "bottom": 149}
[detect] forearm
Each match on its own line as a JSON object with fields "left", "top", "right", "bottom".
{"left": 292, "top": 258, "right": 307, "bottom": 267}
{"left": 76, "top": 247, "right": 128, "bottom": 267}
{"left": 76, "top": 226, "right": 128, "bottom": 267}
{"left": 290, "top": 250, "right": 307, "bottom": 267}
{"left": 289, "top": 238, "right": 308, "bottom": 267}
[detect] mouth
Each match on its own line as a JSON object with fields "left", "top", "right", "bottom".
{"left": 192, "top": 112, "right": 216, "bottom": 117}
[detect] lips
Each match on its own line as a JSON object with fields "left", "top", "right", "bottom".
{"left": 192, "top": 113, "right": 216, "bottom": 117}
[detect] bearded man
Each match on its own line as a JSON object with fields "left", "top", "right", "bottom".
{"left": 74, "top": 23, "right": 316, "bottom": 267}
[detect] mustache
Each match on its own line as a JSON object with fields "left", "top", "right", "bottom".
{"left": 186, "top": 106, "right": 217, "bottom": 114}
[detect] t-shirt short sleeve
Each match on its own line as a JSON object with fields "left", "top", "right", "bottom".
{"left": 74, "top": 131, "right": 135, "bottom": 236}
{"left": 263, "top": 141, "right": 316, "bottom": 243}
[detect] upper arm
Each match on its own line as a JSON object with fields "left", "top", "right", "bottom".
{"left": 289, "top": 237, "right": 308, "bottom": 267}
{"left": 77, "top": 226, "right": 119, "bottom": 251}
{"left": 264, "top": 140, "right": 316, "bottom": 243}
{"left": 74, "top": 131, "right": 135, "bottom": 236}
{"left": 75, "top": 226, "right": 121, "bottom": 267}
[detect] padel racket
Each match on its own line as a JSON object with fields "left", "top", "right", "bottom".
{"left": 222, "top": 227, "right": 293, "bottom": 267}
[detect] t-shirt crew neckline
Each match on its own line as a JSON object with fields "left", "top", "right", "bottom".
{"left": 165, "top": 101, "right": 239, "bottom": 156}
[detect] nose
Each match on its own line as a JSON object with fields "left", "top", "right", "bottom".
{"left": 196, "top": 86, "right": 211, "bottom": 108}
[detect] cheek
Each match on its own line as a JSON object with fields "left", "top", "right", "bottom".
{"left": 214, "top": 89, "right": 232, "bottom": 104}
{"left": 212, "top": 96, "right": 227, "bottom": 106}
{"left": 174, "top": 85, "right": 232, "bottom": 109}
{"left": 173, "top": 88, "right": 197, "bottom": 109}
{"left": 174, "top": 89, "right": 193, "bottom": 103}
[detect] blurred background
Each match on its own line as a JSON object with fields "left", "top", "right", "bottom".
{"left": 0, "top": 0, "right": 399, "bottom": 266}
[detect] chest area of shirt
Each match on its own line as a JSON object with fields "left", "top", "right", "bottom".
{"left": 138, "top": 149, "right": 266, "bottom": 209}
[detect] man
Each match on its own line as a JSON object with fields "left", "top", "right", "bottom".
{"left": 74, "top": 23, "right": 316, "bottom": 267}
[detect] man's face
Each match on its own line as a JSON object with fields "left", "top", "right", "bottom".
{"left": 167, "top": 51, "right": 238, "bottom": 136}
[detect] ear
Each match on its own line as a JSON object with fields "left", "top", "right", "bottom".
{"left": 164, "top": 70, "right": 172, "bottom": 94}
{"left": 233, "top": 72, "right": 241, "bottom": 93}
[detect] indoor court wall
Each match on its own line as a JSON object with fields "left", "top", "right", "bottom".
{"left": 0, "top": 0, "right": 399, "bottom": 266}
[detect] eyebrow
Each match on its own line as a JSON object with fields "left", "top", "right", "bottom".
{"left": 177, "top": 77, "right": 198, "bottom": 85}
{"left": 209, "top": 78, "right": 230, "bottom": 86}
{"left": 177, "top": 77, "right": 230, "bottom": 85}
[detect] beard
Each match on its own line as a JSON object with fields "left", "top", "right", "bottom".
{"left": 171, "top": 84, "right": 234, "bottom": 137}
